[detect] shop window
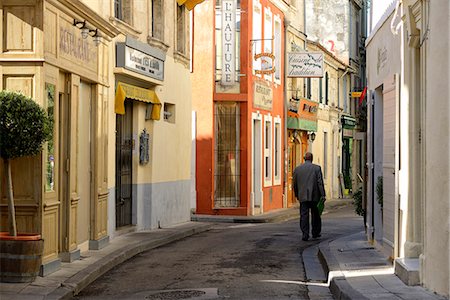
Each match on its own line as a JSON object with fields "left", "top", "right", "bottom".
{"left": 274, "top": 117, "right": 281, "bottom": 185}
{"left": 214, "top": 102, "right": 241, "bottom": 207}
{"left": 44, "top": 83, "right": 56, "bottom": 192}
{"left": 152, "top": 0, "right": 164, "bottom": 41}
{"left": 114, "top": 0, "right": 132, "bottom": 24}
{"left": 163, "top": 102, "right": 175, "bottom": 123}
{"left": 264, "top": 115, "right": 272, "bottom": 186}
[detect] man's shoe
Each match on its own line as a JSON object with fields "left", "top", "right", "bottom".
{"left": 312, "top": 234, "right": 321, "bottom": 239}
{"left": 302, "top": 236, "right": 309, "bottom": 241}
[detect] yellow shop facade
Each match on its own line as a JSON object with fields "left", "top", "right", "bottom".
{"left": 0, "top": 0, "right": 118, "bottom": 275}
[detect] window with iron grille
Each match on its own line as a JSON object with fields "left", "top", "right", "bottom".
{"left": 214, "top": 102, "right": 241, "bottom": 208}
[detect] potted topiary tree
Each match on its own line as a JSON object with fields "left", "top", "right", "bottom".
{"left": 0, "top": 90, "right": 52, "bottom": 282}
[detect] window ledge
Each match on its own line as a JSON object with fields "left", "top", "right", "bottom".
{"left": 173, "top": 51, "right": 190, "bottom": 68}
{"left": 147, "top": 36, "right": 170, "bottom": 53}
{"left": 109, "top": 17, "right": 142, "bottom": 37}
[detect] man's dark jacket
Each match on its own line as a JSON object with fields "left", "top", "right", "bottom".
{"left": 293, "top": 161, "right": 326, "bottom": 203}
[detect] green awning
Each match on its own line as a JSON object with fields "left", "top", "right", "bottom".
{"left": 287, "top": 117, "right": 317, "bottom": 131}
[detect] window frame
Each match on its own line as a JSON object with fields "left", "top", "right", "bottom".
{"left": 274, "top": 14, "right": 282, "bottom": 85}
{"left": 263, "top": 114, "right": 273, "bottom": 187}
{"left": 151, "top": 0, "right": 164, "bottom": 41}
{"left": 252, "top": 0, "right": 262, "bottom": 77}
{"left": 175, "top": 3, "right": 188, "bottom": 56}
{"left": 273, "top": 116, "right": 282, "bottom": 185}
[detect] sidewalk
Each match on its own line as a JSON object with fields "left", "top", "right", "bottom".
{"left": 2, "top": 198, "right": 410, "bottom": 300}
{"left": 304, "top": 231, "right": 448, "bottom": 300}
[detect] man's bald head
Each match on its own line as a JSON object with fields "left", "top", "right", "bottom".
{"left": 305, "top": 152, "right": 313, "bottom": 162}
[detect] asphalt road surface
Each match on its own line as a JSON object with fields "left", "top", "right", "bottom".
{"left": 74, "top": 204, "right": 363, "bottom": 300}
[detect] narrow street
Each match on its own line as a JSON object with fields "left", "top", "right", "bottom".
{"left": 74, "top": 205, "right": 363, "bottom": 299}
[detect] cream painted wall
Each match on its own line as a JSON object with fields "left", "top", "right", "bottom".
{"left": 86, "top": 1, "right": 193, "bottom": 187}
{"left": 422, "top": 1, "right": 450, "bottom": 296}
{"left": 151, "top": 56, "right": 192, "bottom": 183}
{"left": 308, "top": 45, "right": 346, "bottom": 199}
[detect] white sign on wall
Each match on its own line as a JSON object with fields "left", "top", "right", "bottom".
{"left": 287, "top": 52, "right": 324, "bottom": 78}
{"left": 124, "top": 46, "right": 164, "bottom": 81}
{"left": 222, "top": 0, "right": 236, "bottom": 85}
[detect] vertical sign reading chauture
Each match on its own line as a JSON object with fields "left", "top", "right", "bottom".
{"left": 222, "top": 0, "right": 236, "bottom": 85}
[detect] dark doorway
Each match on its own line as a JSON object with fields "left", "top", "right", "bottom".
{"left": 115, "top": 100, "right": 133, "bottom": 228}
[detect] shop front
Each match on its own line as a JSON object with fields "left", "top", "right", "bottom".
{"left": 0, "top": 0, "right": 119, "bottom": 275}
{"left": 113, "top": 37, "right": 165, "bottom": 232}
{"left": 287, "top": 98, "right": 318, "bottom": 206}
{"left": 341, "top": 114, "right": 356, "bottom": 194}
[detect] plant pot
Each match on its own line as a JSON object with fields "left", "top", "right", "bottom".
{"left": 0, "top": 232, "right": 44, "bottom": 283}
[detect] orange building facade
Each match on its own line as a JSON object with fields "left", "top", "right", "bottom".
{"left": 192, "top": 0, "right": 285, "bottom": 216}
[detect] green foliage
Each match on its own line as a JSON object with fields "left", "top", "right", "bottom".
{"left": 0, "top": 90, "right": 52, "bottom": 159}
{"left": 352, "top": 187, "right": 364, "bottom": 216}
{"left": 376, "top": 176, "right": 383, "bottom": 209}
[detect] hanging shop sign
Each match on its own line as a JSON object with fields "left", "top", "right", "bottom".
{"left": 221, "top": 0, "right": 236, "bottom": 85}
{"left": 253, "top": 81, "right": 273, "bottom": 110}
{"left": 342, "top": 115, "right": 357, "bottom": 129}
{"left": 288, "top": 98, "right": 318, "bottom": 120}
{"left": 287, "top": 51, "right": 324, "bottom": 78}
{"left": 254, "top": 52, "right": 276, "bottom": 75}
{"left": 287, "top": 98, "right": 318, "bottom": 131}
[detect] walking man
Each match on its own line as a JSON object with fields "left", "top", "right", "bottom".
{"left": 293, "top": 152, "right": 326, "bottom": 241}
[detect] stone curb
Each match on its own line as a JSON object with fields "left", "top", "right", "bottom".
{"left": 318, "top": 238, "right": 369, "bottom": 300}
{"left": 44, "top": 224, "right": 213, "bottom": 300}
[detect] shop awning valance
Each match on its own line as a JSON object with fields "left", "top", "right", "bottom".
{"left": 177, "top": 0, "right": 205, "bottom": 10}
{"left": 115, "top": 82, "right": 161, "bottom": 120}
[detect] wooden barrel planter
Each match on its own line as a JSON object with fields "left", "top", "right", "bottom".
{"left": 0, "top": 233, "right": 44, "bottom": 283}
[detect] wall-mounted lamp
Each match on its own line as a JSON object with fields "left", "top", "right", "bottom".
{"left": 73, "top": 19, "right": 102, "bottom": 46}
{"left": 308, "top": 132, "right": 316, "bottom": 142}
{"left": 90, "top": 29, "right": 102, "bottom": 46}
{"left": 81, "top": 27, "right": 90, "bottom": 39}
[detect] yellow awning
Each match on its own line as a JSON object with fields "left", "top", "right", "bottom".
{"left": 115, "top": 82, "right": 161, "bottom": 120}
{"left": 177, "top": 0, "right": 205, "bottom": 11}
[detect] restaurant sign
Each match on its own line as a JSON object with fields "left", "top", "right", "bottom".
{"left": 117, "top": 43, "right": 164, "bottom": 81}
{"left": 253, "top": 82, "right": 273, "bottom": 110}
{"left": 287, "top": 52, "right": 324, "bottom": 78}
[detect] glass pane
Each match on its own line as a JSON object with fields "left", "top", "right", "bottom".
{"left": 45, "top": 83, "right": 55, "bottom": 192}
